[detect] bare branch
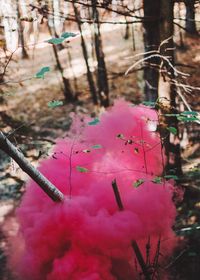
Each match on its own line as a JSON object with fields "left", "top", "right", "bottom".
{"left": 0, "top": 131, "right": 64, "bottom": 202}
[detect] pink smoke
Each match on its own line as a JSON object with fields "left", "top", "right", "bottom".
{"left": 10, "top": 100, "right": 178, "bottom": 279}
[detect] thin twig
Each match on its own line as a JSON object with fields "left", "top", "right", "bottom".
{"left": 111, "top": 179, "right": 124, "bottom": 211}
{"left": 111, "top": 179, "right": 151, "bottom": 280}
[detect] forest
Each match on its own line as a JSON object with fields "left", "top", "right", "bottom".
{"left": 0, "top": 0, "right": 200, "bottom": 279}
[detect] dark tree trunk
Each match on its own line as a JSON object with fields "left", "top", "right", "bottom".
{"left": 73, "top": 2, "right": 98, "bottom": 105}
{"left": 143, "top": 0, "right": 160, "bottom": 102}
{"left": 131, "top": 24, "right": 136, "bottom": 51}
{"left": 16, "top": 1, "right": 29, "bottom": 59}
{"left": 185, "top": 0, "right": 197, "bottom": 34}
{"left": 143, "top": 0, "right": 182, "bottom": 176}
{"left": 124, "top": 16, "right": 130, "bottom": 40}
{"left": 66, "top": 45, "right": 78, "bottom": 93}
{"left": 92, "top": 0, "right": 109, "bottom": 107}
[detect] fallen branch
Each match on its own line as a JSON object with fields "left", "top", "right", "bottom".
{"left": 0, "top": 131, "right": 64, "bottom": 202}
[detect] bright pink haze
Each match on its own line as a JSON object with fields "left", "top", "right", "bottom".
{"left": 12, "top": 100, "right": 178, "bottom": 279}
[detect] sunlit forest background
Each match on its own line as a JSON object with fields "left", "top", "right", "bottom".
{"left": 0, "top": 0, "right": 200, "bottom": 279}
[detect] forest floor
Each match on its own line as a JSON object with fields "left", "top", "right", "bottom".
{"left": 0, "top": 24, "right": 200, "bottom": 279}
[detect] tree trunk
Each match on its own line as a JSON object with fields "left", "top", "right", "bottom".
{"left": 0, "top": 14, "right": 6, "bottom": 83}
{"left": 185, "top": 0, "right": 197, "bottom": 34}
{"left": 92, "top": 0, "right": 109, "bottom": 107}
{"left": 143, "top": 0, "right": 160, "bottom": 102}
{"left": 16, "top": 0, "right": 29, "bottom": 59}
{"left": 48, "top": 26, "right": 74, "bottom": 102}
{"left": 158, "top": 0, "right": 182, "bottom": 176}
{"left": 143, "top": 0, "right": 182, "bottom": 176}
{"left": 73, "top": 2, "right": 98, "bottom": 105}
{"left": 51, "top": 0, "right": 64, "bottom": 51}
{"left": 53, "top": 44, "right": 74, "bottom": 101}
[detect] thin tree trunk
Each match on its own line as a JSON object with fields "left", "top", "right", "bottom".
{"left": 158, "top": 0, "right": 182, "bottom": 176}
{"left": 66, "top": 45, "right": 78, "bottom": 93}
{"left": 0, "top": 15, "right": 6, "bottom": 83}
{"left": 72, "top": 2, "right": 98, "bottom": 105}
{"left": 124, "top": 18, "right": 130, "bottom": 40}
{"left": 92, "top": 0, "right": 109, "bottom": 107}
{"left": 48, "top": 26, "right": 74, "bottom": 102}
{"left": 185, "top": 0, "right": 197, "bottom": 34}
{"left": 143, "top": 0, "right": 182, "bottom": 175}
{"left": 143, "top": 0, "right": 160, "bottom": 102}
{"left": 16, "top": 0, "right": 29, "bottom": 59}
{"left": 51, "top": 0, "right": 64, "bottom": 51}
{"left": 131, "top": 23, "right": 136, "bottom": 51}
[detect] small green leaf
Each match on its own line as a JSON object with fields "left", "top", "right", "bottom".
{"left": 181, "top": 111, "right": 198, "bottom": 116}
{"left": 91, "top": 144, "right": 102, "bottom": 149}
{"left": 152, "top": 176, "right": 162, "bottom": 184}
{"left": 48, "top": 100, "right": 63, "bottom": 108}
{"left": 35, "top": 66, "right": 50, "bottom": 79}
{"left": 188, "top": 252, "right": 197, "bottom": 257}
{"left": 46, "top": 37, "right": 65, "bottom": 45}
{"left": 61, "top": 32, "right": 77, "bottom": 39}
{"left": 167, "top": 126, "right": 177, "bottom": 135}
{"left": 133, "top": 179, "right": 145, "bottom": 188}
{"left": 142, "top": 101, "right": 156, "bottom": 108}
{"left": 164, "top": 175, "right": 179, "bottom": 180}
{"left": 177, "top": 115, "right": 198, "bottom": 122}
{"left": 164, "top": 113, "right": 179, "bottom": 117}
{"left": 88, "top": 118, "right": 99, "bottom": 126}
{"left": 76, "top": 166, "right": 89, "bottom": 173}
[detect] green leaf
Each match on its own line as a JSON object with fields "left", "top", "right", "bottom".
{"left": 164, "top": 175, "right": 179, "bottom": 180}
{"left": 48, "top": 100, "right": 63, "bottom": 108}
{"left": 46, "top": 37, "right": 65, "bottom": 45}
{"left": 88, "top": 118, "right": 99, "bottom": 126}
{"left": 188, "top": 251, "right": 197, "bottom": 257}
{"left": 142, "top": 101, "right": 156, "bottom": 108}
{"left": 133, "top": 179, "right": 145, "bottom": 188}
{"left": 61, "top": 32, "right": 77, "bottom": 39}
{"left": 76, "top": 166, "right": 89, "bottom": 173}
{"left": 164, "top": 113, "right": 180, "bottom": 117}
{"left": 91, "top": 144, "right": 102, "bottom": 149}
{"left": 35, "top": 66, "right": 50, "bottom": 79}
{"left": 152, "top": 176, "right": 162, "bottom": 184}
{"left": 177, "top": 115, "right": 198, "bottom": 122}
{"left": 167, "top": 126, "right": 177, "bottom": 135}
{"left": 181, "top": 111, "right": 198, "bottom": 116}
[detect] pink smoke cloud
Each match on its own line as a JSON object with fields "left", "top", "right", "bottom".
{"left": 10, "top": 100, "right": 179, "bottom": 279}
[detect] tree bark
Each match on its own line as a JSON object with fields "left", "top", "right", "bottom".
{"left": 0, "top": 8, "right": 6, "bottom": 83}
{"left": 92, "top": 0, "right": 109, "bottom": 107}
{"left": 158, "top": 0, "right": 182, "bottom": 176}
{"left": 73, "top": 2, "right": 98, "bottom": 105}
{"left": 48, "top": 26, "right": 74, "bottom": 102}
{"left": 185, "top": 0, "right": 197, "bottom": 34}
{"left": 143, "top": 0, "right": 160, "bottom": 102}
{"left": 143, "top": 0, "right": 182, "bottom": 175}
{"left": 16, "top": 0, "right": 29, "bottom": 59}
